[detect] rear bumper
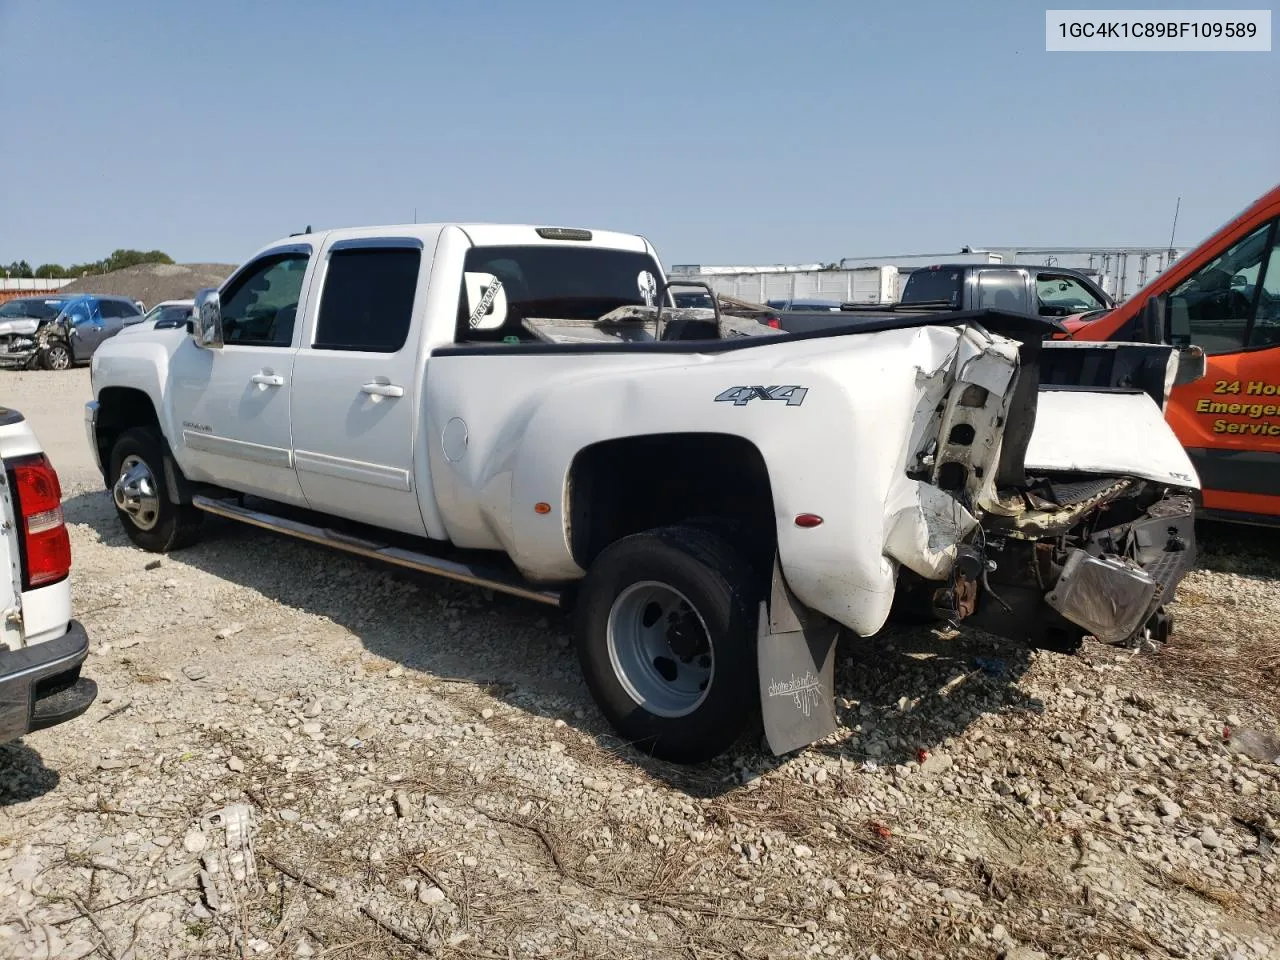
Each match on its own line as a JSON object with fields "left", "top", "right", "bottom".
{"left": 0, "top": 621, "right": 96, "bottom": 744}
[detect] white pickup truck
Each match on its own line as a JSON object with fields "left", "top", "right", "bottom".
{"left": 85, "top": 223, "right": 1202, "bottom": 762}
{"left": 0, "top": 407, "right": 95, "bottom": 744}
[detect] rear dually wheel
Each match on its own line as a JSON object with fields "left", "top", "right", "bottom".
{"left": 575, "top": 526, "right": 762, "bottom": 763}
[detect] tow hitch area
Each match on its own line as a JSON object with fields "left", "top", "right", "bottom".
{"left": 960, "top": 487, "right": 1196, "bottom": 652}
{"left": 892, "top": 332, "right": 1199, "bottom": 656}
{"left": 1045, "top": 550, "right": 1158, "bottom": 645}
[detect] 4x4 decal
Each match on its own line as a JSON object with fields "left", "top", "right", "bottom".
{"left": 715, "top": 385, "right": 809, "bottom": 407}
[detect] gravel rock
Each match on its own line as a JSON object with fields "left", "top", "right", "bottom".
{"left": 183, "top": 829, "right": 207, "bottom": 854}
{"left": 4, "top": 368, "right": 1277, "bottom": 960}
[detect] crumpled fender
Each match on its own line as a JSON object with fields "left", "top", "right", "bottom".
{"left": 35, "top": 320, "right": 69, "bottom": 350}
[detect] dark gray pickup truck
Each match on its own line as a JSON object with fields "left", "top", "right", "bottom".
{"left": 779, "top": 263, "right": 1114, "bottom": 333}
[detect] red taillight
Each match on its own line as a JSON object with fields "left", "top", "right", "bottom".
{"left": 12, "top": 455, "right": 71, "bottom": 589}
{"left": 767, "top": 317, "right": 781, "bottom": 329}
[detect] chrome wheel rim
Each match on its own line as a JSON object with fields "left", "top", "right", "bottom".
{"left": 606, "top": 581, "right": 714, "bottom": 718}
{"left": 47, "top": 346, "right": 70, "bottom": 370}
{"left": 113, "top": 454, "right": 160, "bottom": 531}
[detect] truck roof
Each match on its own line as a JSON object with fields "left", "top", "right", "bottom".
{"left": 255, "top": 223, "right": 653, "bottom": 257}
{"left": 913, "top": 263, "right": 1096, "bottom": 277}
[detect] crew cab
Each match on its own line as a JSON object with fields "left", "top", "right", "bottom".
{"left": 896, "top": 263, "right": 1114, "bottom": 317}
{"left": 86, "top": 223, "right": 1199, "bottom": 763}
{"left": 0, "top": 407, "right": 95, "bottom": 744}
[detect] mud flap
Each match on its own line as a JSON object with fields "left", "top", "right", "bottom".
{"left": 756, "top": 558, "right": 839, "bottom": 756}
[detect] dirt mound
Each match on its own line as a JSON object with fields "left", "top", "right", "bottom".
{"left": 60, "top": 262, "right": 235, "bottom": 307}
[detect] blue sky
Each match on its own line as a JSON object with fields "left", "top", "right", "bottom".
{"left": 2, "top": 0, "right": 1276, "bottom": 268}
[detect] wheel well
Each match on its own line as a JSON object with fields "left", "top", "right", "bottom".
{"left": 95, "top": 387, "right": 161, "bottom": 479}
{"left": 568, "top": 433, "right": 776, "bottom": 571}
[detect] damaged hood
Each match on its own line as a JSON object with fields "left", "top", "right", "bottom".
{"left": 1024, "top": 389, "right": 1199, "bottom": 488}
{"left": 0, "top": 319, "right": 39, "bottom": 336}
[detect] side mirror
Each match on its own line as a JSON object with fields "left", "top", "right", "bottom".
{"left": 1138, "top": 294, "right": 1165, "bottom": 343}
{"left": 1167, "top": 294, "right": 1192, "bottom": 348}
{"left": 1174, "top": 344, "right": 1207, "bottom": 387}
{"left": 192, "top": 288, "right": 224, "bottom": 349}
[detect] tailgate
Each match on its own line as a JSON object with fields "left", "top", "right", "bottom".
{"left": 0, "top": 449, "right": 21, "bottom": 651}
{"left": 999, "top": 339, "right": 1200, "bottom": 489}
{"left": 0, "top": 410, "right": 44, "bottom": 652}
{"left": 1026, "top": 390, "right": 1199, "bottom": 487}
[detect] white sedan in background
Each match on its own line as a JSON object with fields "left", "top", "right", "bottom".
{"left": 141, "top": 300, "right": 194, "bottom": 329}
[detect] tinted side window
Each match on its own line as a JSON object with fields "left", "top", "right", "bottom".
{"left": 104, "top": 300, "right": 140, "bottom": 319}
{"left": 1168, "top": 220, "right": 1274, "bottom": 355}
{"left": 977, "top": 270, "right": 1029, "bottom": 314}
{"left": 221, "top": 253, "right": 310, "bottom": 347}
{"left": 314, "top": 247, "right": 420, "bottom": 352}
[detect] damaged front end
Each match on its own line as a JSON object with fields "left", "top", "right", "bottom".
{"left": 0, "top": 319, "right": 42, "bottom": 368}
{"left": 897, "top": 322, "right": 1199, "bottom": 653}
{"left": 0, "top": 319, "right": 68, "bottom": 369}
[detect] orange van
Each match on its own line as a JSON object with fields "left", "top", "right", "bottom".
{"left": 1066, "top": 184, "right": 1280, "bottom": 525}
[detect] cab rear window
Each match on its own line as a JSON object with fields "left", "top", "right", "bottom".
{"left": 901, "top": 268, "right": 964, "bottom": 306}
{"left": 455, "top": 245, "right": 665, "bottom": 342}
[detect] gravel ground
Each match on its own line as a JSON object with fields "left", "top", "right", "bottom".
{"left": 1, "top": 369, "right": 1277, "bottom": 960}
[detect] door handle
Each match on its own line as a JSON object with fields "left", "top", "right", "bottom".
{"left": 250, "top": 373, "right": 285, "bottom": 387}
{"left": 361, "top": 381, "right": 404, "bottom": 398}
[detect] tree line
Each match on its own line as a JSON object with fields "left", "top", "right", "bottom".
{"left": 3, "top": 249, "right": 174, "bottom": 280}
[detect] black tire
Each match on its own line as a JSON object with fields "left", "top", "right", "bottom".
{"left": 107, "top": 427, "right": 203, "bottom": 552}
{"left": 575, "top": 526, "right": 761, "bottom": 763}
{"left": 40, "top": 341, "right": 72, "bottom": 371}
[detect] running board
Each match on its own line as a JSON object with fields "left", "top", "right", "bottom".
{"left": 191, "top": 495, "right": 562, "bottom": 607}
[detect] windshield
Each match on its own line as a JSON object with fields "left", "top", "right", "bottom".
{"left": 0, "top": 298, "right": 67, "bottom": 321}
{"left": 901, "top": 267, "right": 964, "bottom": 306}
{"left": 455, "top": 244, "right": 666, "bottom": 341}
{"left": 144, "top": 303, "right": 193, "bottom": 324}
